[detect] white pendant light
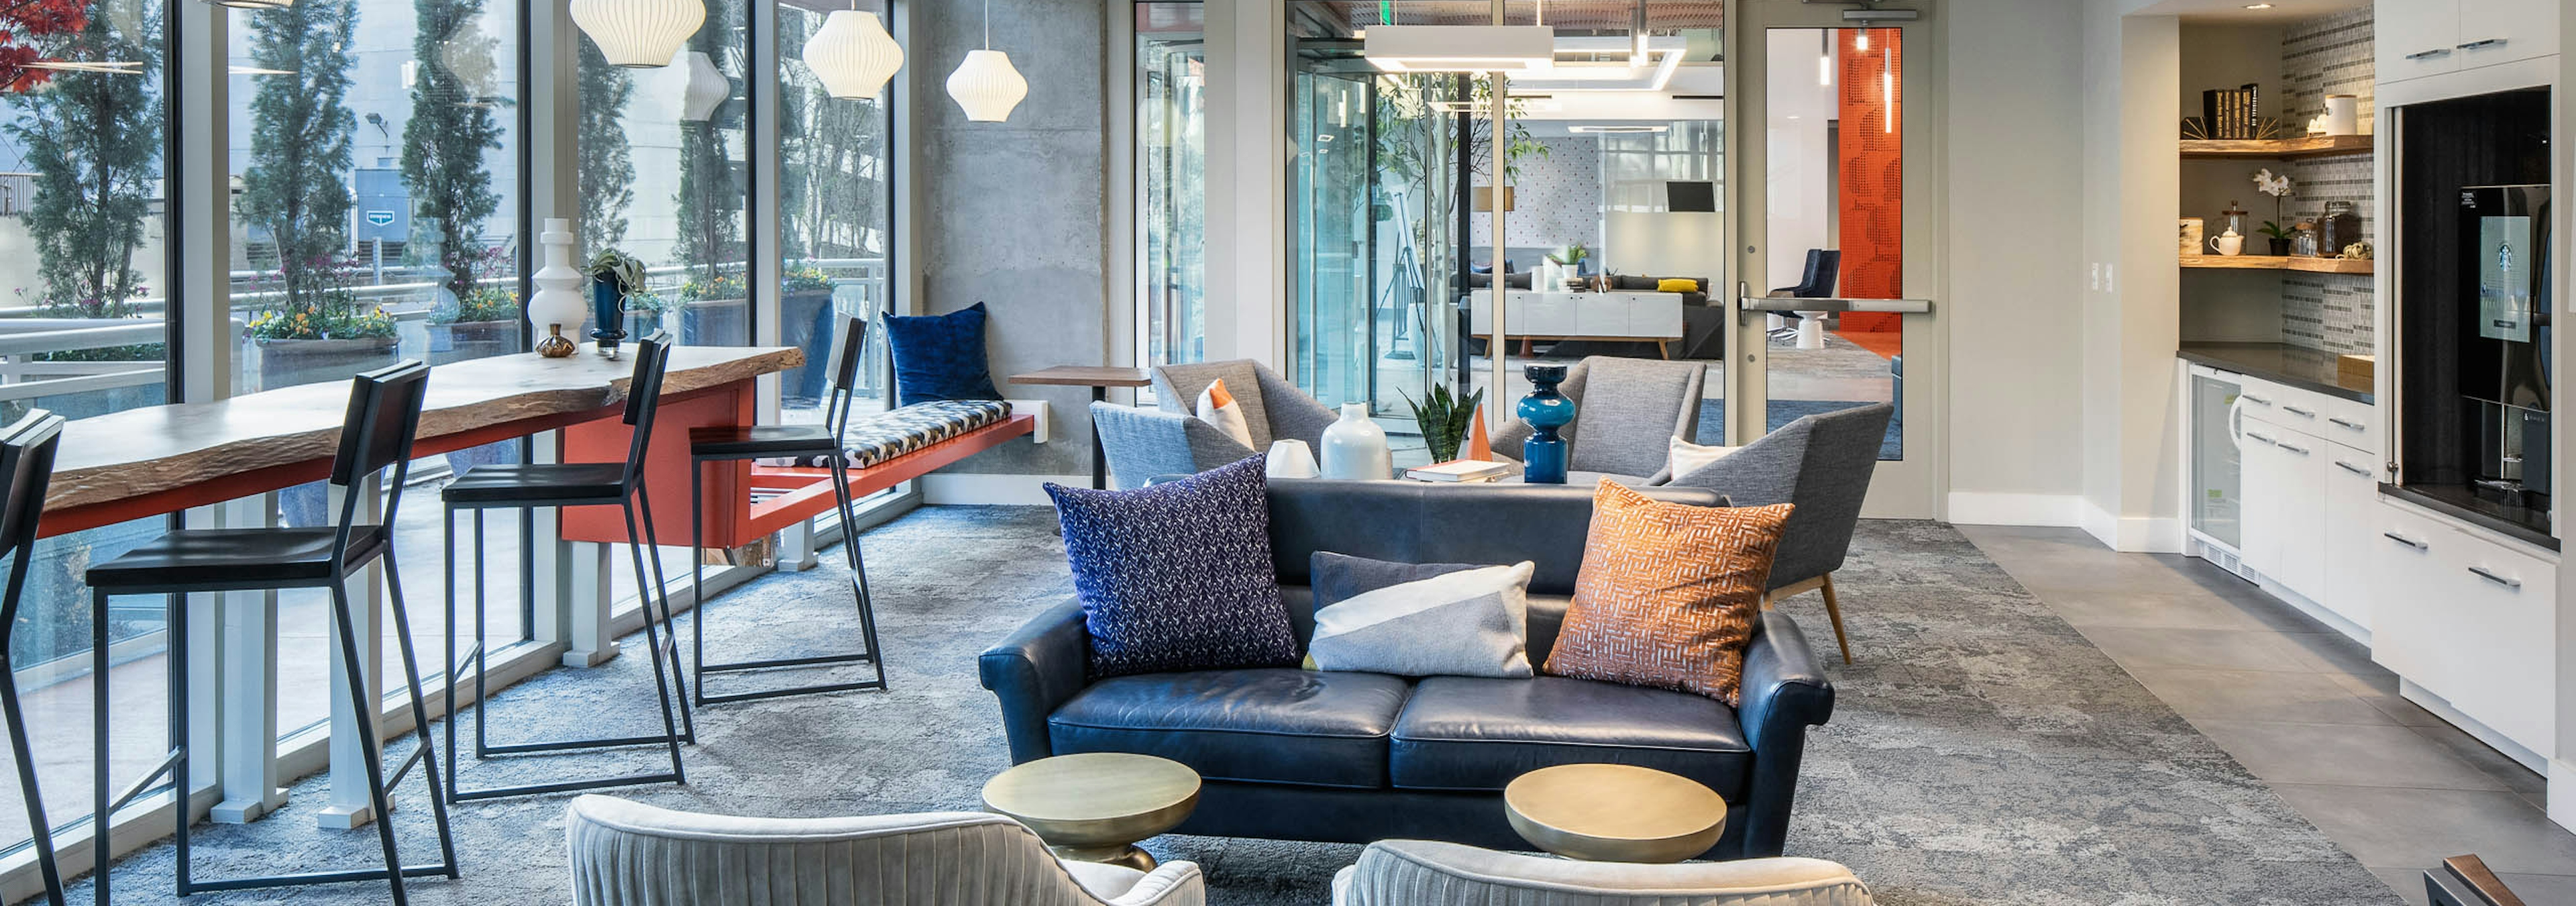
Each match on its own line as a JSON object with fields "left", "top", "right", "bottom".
{"left": 570, "top": 0, "right": 705, "bottom": 69}
{"left": 804, "top": 5, "right": 902, "bottom": 100}
{"left": 945, "top": 0, "right": 1025, "bottom": 122}
{"left": 680, "top": 50, "right": 729, "bottom": 121}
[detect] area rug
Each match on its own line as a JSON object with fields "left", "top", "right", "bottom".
{"left": 63, "top": 508, "right": 2394, "bottom": 905}
{"left": 1699, "top": 399, "right": 1903, "bottom": 460}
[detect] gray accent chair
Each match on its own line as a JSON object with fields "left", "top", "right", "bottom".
{"left": 1665, "top": 402, "right": 1894, "bottom": 664}
{"left": 1491, "top": 357, "right": 1706, "bottom": 482}
{"left": 1332, "top": 840, "right": 1875, "bottom": 905}
{"left": 1089, "top": 360, "right": 1338, "bottom": 489}
{"left": 564, "top": 795, "right": 1205, "bottom": 906}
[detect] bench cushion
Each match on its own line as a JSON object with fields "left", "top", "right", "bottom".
{"left": 1389, "top": 675, "right": 1750, "bottom": 797}
{"left": 1049, "top": 668, "right": 1409, "bottom": 789}
{"left": 757, "top": 399, "right": 1010, "bottom": 469}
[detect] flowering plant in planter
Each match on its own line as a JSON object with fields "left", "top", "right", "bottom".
{"left": 782, "top": 262, "right": 835, "bottom": 294}
{"left": 435, "top": 285, "right": 519, "bottom": 324}
{"left": 679, "top": 272, "right": 745, "bottom": 301}
{"left": 245, "top": 256, "right": 395, "bottom": 340}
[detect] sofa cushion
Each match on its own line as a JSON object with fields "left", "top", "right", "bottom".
{"left": 884, "top": 301, "right": 1002, "bottom": 405}
{"left": 1047, "top": 456, "right": 1303, "bottom": 679}
{"left": 1388, "top": 676, "right": 1750, "bottom": 798}
{"left": 1048, "top": 668, "right": 1410, "bottom": 789}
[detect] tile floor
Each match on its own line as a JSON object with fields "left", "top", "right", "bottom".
{"left": 1962, "top": 525, "right": 2576, "bottom": 905}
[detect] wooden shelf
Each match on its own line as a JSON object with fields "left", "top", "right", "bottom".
{"left": 2180, "top": 254, "right": 2374, "bottom": 274}
{"left": 2179, "top": 135, "right": 2373, "bottom": 159}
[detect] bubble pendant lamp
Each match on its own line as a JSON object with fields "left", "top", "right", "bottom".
{"left": 571, "top": 0, "right": 705, "bottom": 68}
{"left": 804, "top": 3, "right": 903, "bottom": 99}
{"left": 945, "top": 0, "right": 1025, "bottom": 122}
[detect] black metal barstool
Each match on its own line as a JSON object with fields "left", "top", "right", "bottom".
{"left": 0, "top": 410, "right": 68, "bottom": 906}
{"left": 439, "top": 330, "right": 690, "bottom": 801}
{"left": 83, "top": 361, "right": 458, "bottom": 905}
{"left": 684, "top": 315, "right": 888, "bottom": 705}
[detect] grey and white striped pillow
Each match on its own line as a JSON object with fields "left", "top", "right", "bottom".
{"left": 1307, "top": 558, "right": 1535, "bottom": 678}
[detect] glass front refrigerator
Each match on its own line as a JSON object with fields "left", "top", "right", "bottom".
{"left": 2190, "top": 367, "right": 2245, "bottom": 552}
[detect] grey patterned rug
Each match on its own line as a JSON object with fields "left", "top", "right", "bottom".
{"left": 56, "top": 507, "right": 2394, "bottom": 905}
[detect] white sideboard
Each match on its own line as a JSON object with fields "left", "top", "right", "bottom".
{"left": 1468, "top": 291, "right": 1686, "bottom": 356}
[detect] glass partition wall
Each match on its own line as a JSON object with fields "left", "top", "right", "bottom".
{"left": 0, "top": 0, "right": 906, "bottom": 875}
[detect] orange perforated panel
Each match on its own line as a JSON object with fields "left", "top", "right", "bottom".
{"left": 1835, "top": 28, "right": 1902, "bottom": 333}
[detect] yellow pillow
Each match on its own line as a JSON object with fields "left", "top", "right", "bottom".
{"left": 1656, "top": 279, "right": 1699, "bottom": 294}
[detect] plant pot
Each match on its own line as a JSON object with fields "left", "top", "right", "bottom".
{"left": 256, "top": 336, "right": 399, "bottom": 527}
{"left": 682, "top": 297, "right": 749, "bottom": 346}
{"left": 429, "top": 319, "right": 523, "bottom": 366}
{"left": 2267, "top": 238, "right": 2292, "bottom": 256}
{"left": 779, "top": 289, "right": 837, "bottom": 405}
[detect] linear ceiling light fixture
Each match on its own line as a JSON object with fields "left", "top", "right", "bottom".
{"left": 804, "top": 2, "right": 903, "bottom": 100}
{"left": 570, "top": 0, "right": 706, "bottom": 68}
{"left": 1364, "top": 25, "right": 1556, "bottom": 73}
{"left": 1567, "top": 124, "right": 1668, "bottom": 134}
{"left": 946, "top": 0, "right": 1027, "bottom": 121}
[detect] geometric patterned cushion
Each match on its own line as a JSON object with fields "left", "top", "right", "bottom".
{"left": 757, "top": 399, "right": 1011, "bottom": 469}
{"left": 1044, "top": 455, "right": 1302, "bottom": 680}
{"left": 1542, "top": 481, "right": 1792, "bottom": 705}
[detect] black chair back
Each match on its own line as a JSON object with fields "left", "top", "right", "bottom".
{"left": 327, "top": 360, "right": 433, "bottom": 560}
{"left": 822, "top": 315, "right": 868, "bottom": 437}
{"left": 1794, "top": 250, "right": 1841, "bottom": 298}
{"left": 621, "top": 331, "right": 675, "bottom": 489}
{"left": 0, "top": 410, "right": 62, "bottom": 627}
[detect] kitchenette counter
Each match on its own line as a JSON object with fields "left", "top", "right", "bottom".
{"left": 2178, "top": 342, "right": 2373, "bottom": 404}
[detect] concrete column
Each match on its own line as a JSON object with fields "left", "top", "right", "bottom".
{"left": 1203, "top": 0, "right": 1286, "bottom": 368}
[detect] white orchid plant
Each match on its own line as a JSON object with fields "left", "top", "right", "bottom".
{"left": 2253, "top": 168, "right": 2295, "bottom": 240}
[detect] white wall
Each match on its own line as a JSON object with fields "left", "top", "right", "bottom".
{"left": 1939, "top": 0, "right": 2090, "bottom": 525}
{"left": 1767, "top": 28, "right": 1837, "bottom": 289}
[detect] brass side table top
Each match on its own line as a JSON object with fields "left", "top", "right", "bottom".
{"left": 1503, "top": 763, "right": 1727, "bottom": 863}
{"left": 980, "top": 753, "right": 1201, "bottom": 872}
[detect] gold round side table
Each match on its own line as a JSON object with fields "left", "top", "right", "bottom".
{"left": 979, "top": 752, "right": 1201, "bottom": 871}
{"left": 1503, "top": 763, "right": 1727, "bottom": 863}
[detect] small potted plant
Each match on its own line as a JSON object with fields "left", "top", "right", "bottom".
{"left": 429, "top": 284, "right": 522, "bottom": 364}
{"left": 2253, "top": 168, "right": 2295, "bottom": 255}
{"left": 1401, "top": 384, "right": 1486, "bottom": 464}
{"left": 584, "top": 248, "right": 649, "bottom": 357}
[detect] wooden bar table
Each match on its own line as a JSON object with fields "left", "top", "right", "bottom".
{"left": 1008, "top": 366, "right": 1150, "bottom": 490}
{"left": 40, "top": 346, "right": 799, "bottom": 829}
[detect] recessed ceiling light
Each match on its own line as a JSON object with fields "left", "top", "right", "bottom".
{"left": 2243, "top": 3, "right": 2273, "bottom": 8}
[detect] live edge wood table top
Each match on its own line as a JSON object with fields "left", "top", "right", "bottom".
{"left": 42, "top": 346, "right": 804, "bottom": 537}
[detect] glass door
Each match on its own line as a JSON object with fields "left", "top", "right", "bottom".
{"left": 1727, "top": 1, "right": 1938, "bottom": 517}
{"left": 1291, "top": 66, "right": 1376, "bottom": 408}
{"left": 2192, "top": 370, "right": 2245, "bottom": 549}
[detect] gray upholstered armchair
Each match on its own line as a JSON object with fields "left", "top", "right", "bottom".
{"left": 1090, "top": 359, "right": 1337, "bottom": 489}
{"left": 564, "top": 796, "right": 1205, "bottom": 906}
{"left": 1332, "top": 840, "right": 1875, "bottom": 905}
{"left": 1665, "top": 402, "right": 1893, "bottom": 663}
{"left": 1491, "top": 357, "right": 1706, "bottom": 482}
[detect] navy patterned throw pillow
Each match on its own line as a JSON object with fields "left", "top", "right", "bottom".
{"left": 1045, "top": 456, "right": 1301, "bottom": 679}
{"left": 885, "top": 301, "right": 1004, "bottom": 405}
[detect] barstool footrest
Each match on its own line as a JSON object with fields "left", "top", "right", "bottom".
{"left": 698, "top": 678, "right": 888, "bottom": 705}
{"left": 700, "top": 651, "right": 878, "bottom": 673}
{"left": 107, "top": 748, "right": 181, "bottom": 816}
{"left": 480, "top": 734, "right": 681, "bottom": 756}
{"left": 447, "top": 771, "right": 683, "bottom": 802}
{"left": 386, "top": 744, "right": 429, "bottom": 789}
{"left": 181, "top": 862, "right": 459, "bottom": 895}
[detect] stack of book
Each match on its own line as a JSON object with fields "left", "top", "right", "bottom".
{"left": 1406, "top": 460, "right": 1513, "bottom": 483}
{"left": 2199, "top": 84, "right": 2261, "bottom": 139}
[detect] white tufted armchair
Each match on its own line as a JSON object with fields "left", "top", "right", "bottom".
{"left": 565, "top": 796, "right": 1205, "bottom": 906}
{"left": 1332, "top": 840, "right": 1874, "bottom": 906}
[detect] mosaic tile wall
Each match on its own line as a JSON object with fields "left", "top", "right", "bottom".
{"left": 2278, "top": 7, "right": 2375, "bottom": 355}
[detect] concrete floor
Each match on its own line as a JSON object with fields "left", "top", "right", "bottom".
{"left": 1962, "top": 525, "right": 2576, "bottom": 905}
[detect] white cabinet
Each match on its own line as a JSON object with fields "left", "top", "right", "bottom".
{"left": 2241, "top": 413, "right": 2327, "bottom": 603}
{"left": 2368, "top": 497, "right": 2557, "bottom": 758}
{"left": 2379, "top": 0, "right": 2557, "bottom": 85}
{"left": 2320, "top": 444, "right": 2379, "bottom": 630}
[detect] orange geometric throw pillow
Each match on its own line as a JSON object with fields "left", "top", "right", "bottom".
{"left": 1542, "top": 481, "right": 1794, "bottom": 705}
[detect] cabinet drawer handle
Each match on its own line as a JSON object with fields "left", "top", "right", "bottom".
{"left": 2245, "top": 431, "right": 2277, "bottom": 445}
{"left": 2241, "top": 393, "right": 2273, "bottom": 405}
{"left": 2276, "top": 442, "right": 2310, "bottom": 455}
{"left": 2336, "top": 460, "right": 2371, "bottom": 476}
{"left": 2468, "top": 565, "right": 2521, "bottom": 589}
{"left": 2405, "top": 47, "right": 2453, "bottom": 60}
{"left": 2382, "top": 532, "right": 2426, "bottom": 550}
{"left": 2328, "top": 417, "right": 2365, "bottom": 430}
{"left": 2282, "top": 405, "right": 2315, "bottom": 417}
{"left": 2457, "top": 38, "right": 2506, "bottom": 50}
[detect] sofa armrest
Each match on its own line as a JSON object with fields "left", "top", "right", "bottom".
{"left": 1091, "top": 402, "right": 1252, "bottom": 489}
{"left": 978, "top": 599, "right": 1092, "bottom": 763}
{"left": 1733, "top": 609, "right": 1835, "bottom": 858}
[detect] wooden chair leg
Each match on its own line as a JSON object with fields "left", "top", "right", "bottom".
{"left": 1819, "top": 573, "right": 1853, "bottom": 664}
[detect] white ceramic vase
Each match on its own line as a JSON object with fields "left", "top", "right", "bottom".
{"left": 526, "top": 218, "right": 588, "bottom": 356}
{"left": 1265, "top": 440, "right": 1320, "bottom": 480}
{"left": 1319, "top": 403, "right": 1393, "bottom": 480}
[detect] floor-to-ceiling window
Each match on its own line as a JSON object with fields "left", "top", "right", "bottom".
{"left": 0, "top": 0, "right": 176, "bottom": 854}
{"left": 779, "top": 1, "right": 894, "bottom": 430}
{"left": 1137, "top": 1, "right": 1204, "bottom": 367}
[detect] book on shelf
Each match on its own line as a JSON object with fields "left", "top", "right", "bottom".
{"left": 1407, "top": 460, "right": 1512, "bottom": 483}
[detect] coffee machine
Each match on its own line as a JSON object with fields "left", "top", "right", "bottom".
{"left": 2461, "top": 183, "right": 2552, "bottom": 505}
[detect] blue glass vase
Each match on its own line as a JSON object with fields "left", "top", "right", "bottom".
{"left": 588, "top": 276, "right": 627, "bottom": 358}
{"left": 1517, "top": 364, "right": 1576, "bottom": 484}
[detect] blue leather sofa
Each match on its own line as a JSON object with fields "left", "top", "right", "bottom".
{"left": 979, "top": 481, "right": 1837, "bottom": 860}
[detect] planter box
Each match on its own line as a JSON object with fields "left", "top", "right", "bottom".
{"left": 780, "top": 290, "right": 837, "bottom": 405}
{"left": 256, "top": 336, "right": 398, "bottom": 527}
{"left": 430, "top": 319, "right": 524, "bottom": 366}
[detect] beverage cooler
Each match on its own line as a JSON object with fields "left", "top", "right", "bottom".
{"left": 2188, "top": 367, "right": 2244, "bottom": 554}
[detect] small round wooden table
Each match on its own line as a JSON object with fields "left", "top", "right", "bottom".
{"left": 1503, "top": 764, "right": 1727, "bottom": 863}
{"left": 980, "top": 753, "right": 1201, "bottom": 871}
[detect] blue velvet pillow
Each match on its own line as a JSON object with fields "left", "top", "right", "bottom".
{"left": 1046, "top": 456, "right": 1302, "bottom": 679}
{"left": 885, "top": 301, "right": 1002, "bottom": 405}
